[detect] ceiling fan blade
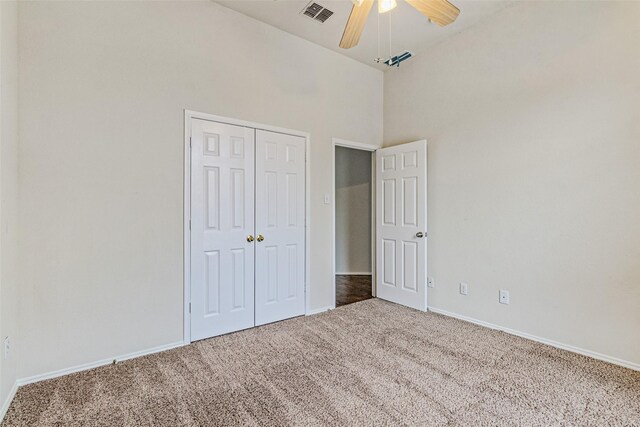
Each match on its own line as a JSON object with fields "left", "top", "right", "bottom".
{"left": 406, "top": 0, "right": 460, "bottom": 27}
{"left": 339, "top": 0, "right": 375, "bottom": 49}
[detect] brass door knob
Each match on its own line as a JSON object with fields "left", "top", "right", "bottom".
{"left": 257, "top": 234, "right": 264, "bottom": 242}
{"left": 247, "top": 235, "right": 254, "bottom": 242}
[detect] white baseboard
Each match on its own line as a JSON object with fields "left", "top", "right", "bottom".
{"left": 428, "top": 307, "right": 640, "bottom": 372}
{"left": 18, "top": 341, "right": 185, "bottom": 386}
{"left": 0, "top": 381, "right": 18, "bottom": 422}
{"left": 335, "top": 272, "right": 372, "bottom": 276}
{"left": 306, "top": 305, "right": 334, "bottom": 315}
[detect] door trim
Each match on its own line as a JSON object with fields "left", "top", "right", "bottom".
{"left": 183, "top": 110, "right": 311, "bottom": 344}
{"left": 331, "top": 138, "right": 380, "bottom": 308}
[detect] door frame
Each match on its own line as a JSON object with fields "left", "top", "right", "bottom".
{"left": 183, "top": 110, "right": 311, "bottom": 344}
{"left": 331, "top": 138, "right": 380, "bottom": 308}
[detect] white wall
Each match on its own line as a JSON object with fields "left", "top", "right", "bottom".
{"left": 335, "top": 146, "right": 372, "bottom": 274}
{"left": 13, "top": 0, "right": 639, "bottom": 385}
{"left": 0, "top": 0, "right": 19, "bottom": 410}
{"left": 385, "top": 1, "right": 640, "bottom": 365}
{"left": 18, "top": 0, "right": 382, "bottom": 378}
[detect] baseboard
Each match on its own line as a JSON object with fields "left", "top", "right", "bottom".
{"left": 428, "top": 307, "right": 640, "bottom": 372}
{"left": 0, "top": 381, "right": 18, "bottom": 422}
{"left": 306, "top": 305, "right": 334, "bottom": 315}
{"left": 335, "top": 272, "right": 372, "bottom": 276}
{"left": 18, "top": 341, "right": 185, "bottom": 386}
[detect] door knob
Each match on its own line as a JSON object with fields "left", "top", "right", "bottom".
{"left": 257, "top": 234, "right": 264, "bottom": 242}
{"left": 247, "top": 235, "right": 254, "bottom": 242}
{"left": 416, "top": 232, "right": 427, "bottom": 238}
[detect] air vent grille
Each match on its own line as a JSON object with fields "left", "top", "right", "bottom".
{"left": 303, "top": 2, "right": 323, "bottom": 18}
{"left": 315, "top": 8, "right": 334, "bottom": 23}
{"left": 301, "top": 2, "right": 334, "bottom": 24}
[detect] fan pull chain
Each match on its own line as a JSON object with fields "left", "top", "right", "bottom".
{"left": 376, "top": 8, "right": 381, "bottom": 62}
{"left": 388, "top": 12, "right": 392, "bottom": 62}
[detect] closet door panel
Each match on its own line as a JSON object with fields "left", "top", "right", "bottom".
{"left": 255, "top": 130, "right": 306, "bottom": 325}
{"left": 191, "top": 119, "right": 255, "bottom": 340}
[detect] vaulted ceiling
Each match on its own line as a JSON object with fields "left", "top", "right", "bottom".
{"left": 216, "top": 0, "right": 515, "bottom": 71}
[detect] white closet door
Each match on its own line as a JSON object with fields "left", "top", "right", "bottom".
{"left": 254, "top": 130, "right": 306, "bottom": 326}
{"left": 191, "top": 119, "right": 255, "bottom": 340}
{"left": 376, "top": 140, "right": 428, "bottom": 311}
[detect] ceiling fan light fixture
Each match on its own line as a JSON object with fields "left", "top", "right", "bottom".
{"left": 378, "top": 0, "right": 397, "bottom": 14}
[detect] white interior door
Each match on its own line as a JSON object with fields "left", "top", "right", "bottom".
{"left": 190, "top": 119, "right": 255, "bottom": 340}
{"left": 254, "top": 129, "right": 306, "bottom": 326}
{"left": 376, "top": 140, "right": 427, "bottom": 311}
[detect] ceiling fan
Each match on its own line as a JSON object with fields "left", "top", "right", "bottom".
{"left": 339, "top": 0, "right": 460, "bottom": 49}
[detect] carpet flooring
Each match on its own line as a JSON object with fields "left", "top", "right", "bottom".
{"left": 3, "top": 299, "right": 639, "bottom": 426}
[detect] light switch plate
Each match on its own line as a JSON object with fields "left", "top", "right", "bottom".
{"left": 460, "top": 282, "right": 468, "bottom": 295}
{"left": 3, "top": 337, "right": 10, "bottom": 360}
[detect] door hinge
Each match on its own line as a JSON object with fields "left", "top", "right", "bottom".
{"left": 189, "top": 302, "right": 191, "bottom": 313}
{"left": 189, "top": 219, "right": 191, "bottom": 230}
{"left": 189, "top": 137, "right": 192, "bottom": 148}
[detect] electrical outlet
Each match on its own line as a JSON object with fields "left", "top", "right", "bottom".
{"left": 427, "top": 277, "right": 435, "bottom": 288}
{"left": 3, "top": 336, "right": 10, "bottom": 360}
{"left": 459, "top": 282, "right": 468, "bottom": 295}
{"left": 499, "top": 290, "right": 510, "bottom": 304}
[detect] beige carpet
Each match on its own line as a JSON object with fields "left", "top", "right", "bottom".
{"left": 3, "top": 299, "right": 639, "bottom": 426}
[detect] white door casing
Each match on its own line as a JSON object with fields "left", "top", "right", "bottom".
{"left": 190, "top": 119, "right": 256, "bottom": 340}
{"left": 376, "top": 140, "right": 427, "bottom": 311}
{"left": 254, "top": 130, "right": 306, "bottom": 325}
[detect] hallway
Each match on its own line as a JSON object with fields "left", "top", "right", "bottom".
{"left": 335, "top": 275, "right": 372, "bottom": 307}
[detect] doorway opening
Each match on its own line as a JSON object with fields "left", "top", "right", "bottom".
{"left": 332, "top": 139, "right": 377, "bottom": 308}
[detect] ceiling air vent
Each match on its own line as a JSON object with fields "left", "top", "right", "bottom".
{"left": 301, "top": 2, "right": 334, "bottom": 24}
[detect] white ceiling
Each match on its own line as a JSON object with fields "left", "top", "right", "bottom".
{"left": 216, "top": 0, "right": 516, "bottom": 71}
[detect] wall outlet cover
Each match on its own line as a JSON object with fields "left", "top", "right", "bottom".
{"left": 499, "top": 289, "right": 510, "bottom": 304}
{"left": 427, "top": 277, "right": 435, "bottom": 288}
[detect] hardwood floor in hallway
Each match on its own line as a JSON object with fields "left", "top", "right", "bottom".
{"left": 335, "top": 275, "right": 372, "bottom": 307}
